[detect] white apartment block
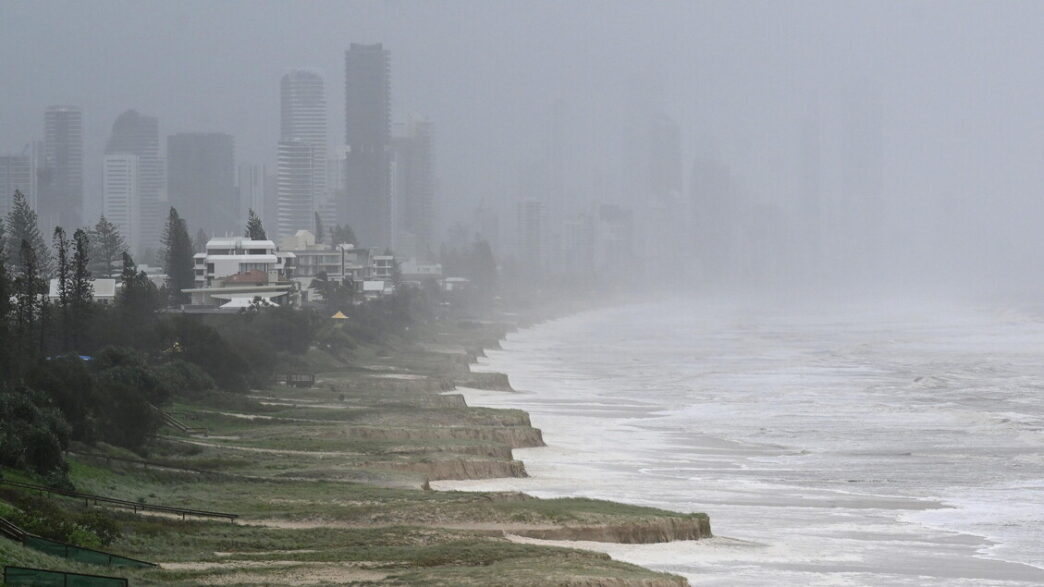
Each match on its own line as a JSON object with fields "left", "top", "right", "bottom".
{"left": 103, "top": 153, "right": 139, "bottom": 254}
{"left": 193, "top": 236, "right": 295, "bottom": 288}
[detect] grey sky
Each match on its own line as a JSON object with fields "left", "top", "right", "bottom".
{"left": 3, "top": 1, "right": 1044, "bottom": 288}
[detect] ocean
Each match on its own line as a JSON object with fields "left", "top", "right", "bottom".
{"left": 434, "top": 298, "right": 1044, "bottom": 586}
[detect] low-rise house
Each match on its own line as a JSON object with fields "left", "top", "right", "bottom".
{"left": 399, "top": 258, "right": 442, "bottom": 285}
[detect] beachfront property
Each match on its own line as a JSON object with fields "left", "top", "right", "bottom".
{"left": 178, "top": 231, "right": 440, "bottom": 310}
{"left": 182, "top": 236, "right": 298, "bottom": 309}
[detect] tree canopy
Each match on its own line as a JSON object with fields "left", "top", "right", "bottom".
{"left": 5, "top": 190, "right": 51, "bottom": 276}
{"left": 88, "top": 216, "right": 126, "bottom": 278}
{"left": 245, "top": 209, "right": 267, "bottom": 240}
{"left": 330, "top": 224, "right": 357, "bottom": 246}
{"left": 162, "top": 207, "right": 195, "bottom": 306}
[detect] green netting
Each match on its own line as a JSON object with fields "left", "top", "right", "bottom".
{"left": 23, "top": 536, "right": 154, "bottom": 568}
{"left": 3, "top": 566, "right": 128, "bottom": 586}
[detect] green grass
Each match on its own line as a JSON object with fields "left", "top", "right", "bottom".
{"left": 0, "top": 317, "right": 696, "bottom": 585}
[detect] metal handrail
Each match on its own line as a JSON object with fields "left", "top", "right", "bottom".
{"left": 0, "top": 479, "right": 237, "bottom": 522}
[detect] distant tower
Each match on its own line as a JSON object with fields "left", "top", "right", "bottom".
{"left": 343, "top": 43, "right": 391, "bottom": 247}
{"left": 237, "top": 162, "right": 270, "bottom": 223}
{"left": 166, "top": 133, "right": 236, "bottom": 238}
{"left": 276, "top": 139, "right": 316, "bottom": 239}
{"left": 644, "top": 113, "right": 684, "bottom": 280}
{"left": 102, "top": 154, "right": 140, "bottom": 258}
{"left": 278, "top": 70, "right": 327, "bottom": 238}
{"left": 40, "top": 106, "right": 83, "bottom": 233}
{"left": 106, "top": 109, "right": 163, "bottom": 252}
{"left": 391, "top": 117, "right": 434, "bottom": 258}
{"left": 0, "top": 153, "right": 34, "bottom": 219}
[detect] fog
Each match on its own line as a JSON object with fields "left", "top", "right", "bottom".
{"left": 4, "top": 0, "right": 1044, "bottom": 294}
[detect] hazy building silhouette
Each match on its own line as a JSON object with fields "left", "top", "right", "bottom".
{"left": 278, "top": 70, "right": 327, "bottom": 238}
{"left": 391, "top": 117, "right": 434, "bottom": 258}
{"left": 106, "top": 109, "right": 163, "bottom": 251}
{"left": 237, "top": 162, "right": 270, "bottom": 223}
{"left": 167, "top": 132, "right": 236, "bottom": 238}
{"left": 102, "top": 153, "right": 140, "bottom": 256}
{"left": 276, "top": 139, "right": 316, "bottom": 239}
{"left": 641, "top": 113, "right": 685, "bottom": 280}
{"left": 0, "top": 153, "right": 34, "bottom": 219}
{"left": 39, "top": 106, "right": 83, "bottom": 233}
{"left": 343, "top": 43, "right": 391, "bottom": 247}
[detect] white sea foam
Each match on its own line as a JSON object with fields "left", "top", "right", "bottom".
{"left": 436, "top": 299, "right": 1044, "bottom": 585}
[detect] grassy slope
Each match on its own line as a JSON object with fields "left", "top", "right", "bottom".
{"left": 0, "top": 319, "right": 701, "bottom": 585}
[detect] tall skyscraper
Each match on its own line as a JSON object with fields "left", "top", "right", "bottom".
{"left": 237, "top": 162, "right": 270, "bottom": 222}
{"left": 277, "top": 70, "right": 327, "bottom": 238}
{"left": 167, "top": 133, "right": 236, "bottom": 238}
{"left": 276, "top": 139, "right": 316, "bottom": 238}
{"left": 0, "top": 153, "right": 34, "bottom": 219}
{"left": 344, "top": 43, "right": 391, "bottom": 247}
{"left": 39, "top": 106, "right": 83, "bottom": 233}
{"left": 106, "top": 109, "right": 164, "bottom": 251}
{"left": 391, "top": 117, "right": 434, "bottom": 258}
{"left": 102, "top": 154, "right": 139, "bottom": 257}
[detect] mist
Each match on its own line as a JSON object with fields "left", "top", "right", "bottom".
{"left": 4, "top": 0, "right": 1044, "bottom": 295}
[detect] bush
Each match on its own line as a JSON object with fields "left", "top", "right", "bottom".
{"left": 0, "top": 384, "right": 70, "bottom": 476}
{"left": 157, "top": 316, "right": 249, "bottom": 391}
{"left": 153, "top": 359, "right": 215, "bottom": 396}
{"left": 26, "top": 357, "right": 95, "bottom": 441}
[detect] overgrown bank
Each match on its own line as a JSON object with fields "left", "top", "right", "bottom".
{"left": 0, "top": 310, "right": 707, "bottom": 585}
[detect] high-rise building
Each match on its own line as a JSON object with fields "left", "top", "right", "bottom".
{"left": 276, "top": 139, "right": 316, "bottom": 239}
{"left": 277, "top": 70, "right": 327, "bottom": 238}
{"left": 105, "top": 109, "right": 164, "bottom": 251}
{"left": 391, "top": 117, "right": 434, "bottom": 258}
{"left": 343, "top": 43, "right": 391, "bottom": 247}
{"left": 167, "top": 133, "right": 236, "bottom": 238}
{"left": 237, "top": 162, "right": 270, "bottom": 222}
{"left": 102, "top": 154, "right": 139, "bottom": 258}
{"left": 39, "top": 106, "right": 83, "bottom": 233}
{"left": 0, "top": 153, "right": 34, "bottom": 219}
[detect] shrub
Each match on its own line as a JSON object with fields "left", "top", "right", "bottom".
{"left": 153, "top": 359, "right": 215, "bottom": 396}
{"left": 0, "top": 384, "right": 70, "bottom": 476}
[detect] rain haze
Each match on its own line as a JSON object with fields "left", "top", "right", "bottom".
{"left": 2, "top": 2, "right": 1044, "bottom": 586}
{"left": 4, "top": 1, "right": 1044, "bottom": 293}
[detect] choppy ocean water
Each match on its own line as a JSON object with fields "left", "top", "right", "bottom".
{"left": 435, "top": 299, "right": 1044, "bottom": 585}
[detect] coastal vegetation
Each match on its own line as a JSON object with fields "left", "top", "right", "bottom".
{"left": 0, "top": 189, "right": 704, "bottom": 585}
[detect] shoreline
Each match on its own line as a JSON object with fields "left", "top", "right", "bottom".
{"left": 0, "top": 296, "right": 707, "bottom": 586}
{"left": 441, "top": 299, "right": 1044, "bottom": 585}
{"left": 432, "top": 305, "right": 714, "bottom": 583}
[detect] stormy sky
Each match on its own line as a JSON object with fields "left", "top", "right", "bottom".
{"left": 3, "top": 1, "right": 1044, "bottom": 291}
